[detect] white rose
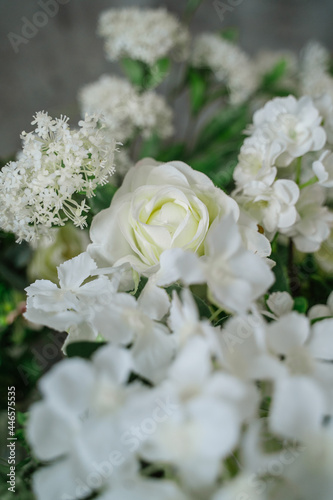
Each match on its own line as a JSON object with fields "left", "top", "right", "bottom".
{"left": 88, "top": 158, "right": 239, "bottom": 274}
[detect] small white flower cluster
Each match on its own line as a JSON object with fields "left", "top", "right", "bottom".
{"left": 300, "top": 41, "right": 333, "bottom": 145}
{"left": 25, "top": 254, "right": 333, "bottom": 500}
{"left": 97, "top": 7, "right": 190, "bottom": 65}
{"left": 79, "top": 75, "right": 174, "bottom": 143}
{"left": 191, "top": 33, "right": 258, "bottom": 104}
{"left": 233, "top": 95, "right": 333, "bottom": 251}
{"left": 0, "top": 112, "right": 116, "bottom": 243}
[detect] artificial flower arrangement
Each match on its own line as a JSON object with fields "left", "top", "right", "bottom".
{"left": 1, "top": 3, "right": 333, "bottom": 500}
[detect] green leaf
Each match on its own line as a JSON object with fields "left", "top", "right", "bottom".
{"left": 121, "top": 58, "right": 146, "bottom": 87}
{"left": 146, "top": 58, "right": 170, "bottom": 88}
{"left": 262, "top": 59, "right": 288, "bottom": 88}
{"left": 66, "top": 341, "right": 106, "bottom": 359}
{"left": 185, "top": 0, "right": 203, "bottom": 15}
{"left": 188, "top": 69, "right": 207, "bottom": 114}
{"left": 270, "top": 244, "right": 290, "bottom": 294}
{"left": 88, "top": 183, "right": 117, "bottom": 215}
{"left": 220, "top": 27, "right": 239, "bottom": 43}
{"left": 293, "top": 296, "right": 308, "bottom": 314}
{"left": 139, "top": 134, "right": 161, "bottom": 159}
{"left": 195, "top": 105, "right": 248, "bottom": 150}
{"left": 157, "top": 143, "right": 185, "bottom": 163}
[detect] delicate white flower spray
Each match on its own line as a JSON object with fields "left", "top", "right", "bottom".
{"left": 0, "top": 112, "right": 116, "bottom": 242}
{"left": 98, "top": 7, "right": 190, "bottom": 65}
{"left": 191, "top": 33, "right": 258, "bottom": 104}
{"left": 79, "top": 75, "right": 174, "bottom": 143}
{"left": 2, "top": 6, "right": 333, "bottom": 500}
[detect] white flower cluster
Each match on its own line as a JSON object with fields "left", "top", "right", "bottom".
{"left": 233, "top": 95, "right": 333, "bottom": 250}
{"left": 191, "top": 33, "right": 258, "bottom": 104}
{"left": 97, "top": 7, "right": 190, "bottom": 65}
{"left": 0, "top": 112, "right": 116, "bottom": 242}
{"left": 26, "top": 258, "right": 333, "bottom": 499}
{"left": 300, "top": 41, "right": 333, "bottom": 145}
{"left": 79, "top": 75, "right": 174, "bottom": 143}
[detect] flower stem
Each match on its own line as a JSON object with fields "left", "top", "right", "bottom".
{"left": 209, "top": 307, "right": 223, "bottom": 323}
{"left": 300, "top": 175, "right": 318, "bottom": 189}
{"left": 295, "top": 157, "right": 302, "bottom": 185}
{"left": 287, "top": 238, "right": 301, "bottom": 297}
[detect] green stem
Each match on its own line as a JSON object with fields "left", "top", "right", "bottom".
{"left": 209, "top": 307, "right": 223, "bottom": 323}
{"left": 300, "top": 175, "right": 318, "bottom": 189}
{"left": 295, "top": 157, "right": 302, "bottom": 185}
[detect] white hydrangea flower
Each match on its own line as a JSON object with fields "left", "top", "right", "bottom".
{"left": 218, "top": 309, "right": 333, "bottom": 441}
{"left": 266, "top": 291, "right": 294, "bottom": 317}
{"left": 213, "top": 472, "right": 267, "bottom": 500}
{"left": 97, "top": 7, "right": 190, "bottom": 65}
{"left": 280, "top": 428, "right": 333, "bottom": 500}
{"left": 312, "top": 93, "right": 333, "bottom": 146}
{"left": 280, "top": 184, "right": 333, "bottom": 252}
{"left": 191, "top": 33, "right": 258, "bottom": 104}
{"left": 251, "top": 96, "right": 326, "bottom": 166}
{"left": 88, "top": 158, "right": 239, "bottom": 274}
{"left": 79, "top": 75, "right": 174, "bottom": 143}
{"left": 312, "top": 150, "right": 333, "bottom": 187}
{"left": 141, "top": 336, "right": 258, "bottom": 492}
{"left": 24, "top": 252, "right": 119, "bottom": 343}
{"left": 233, "top": 132, "right": 283, "bottom": 188}
{"left": 25, "top": 254, "right": 175, "bottom": 382}
{"left": 155, "top": 214, "right": 274, "bottom": 314}
{"left": 27, "top": 343, "right": 181, "bottom": 500}
{"left": 235, "top": 177, "right": 300, "bottom": 233}
{"left": 168, "top": 288, "right": 219, "bottom": 352}
{"left": 0, "top": 112, "right": 116, "bottom": 242}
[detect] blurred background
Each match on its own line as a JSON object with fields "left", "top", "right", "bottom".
{"left": 1, "top": 0, "right": 333, "bottom": 157}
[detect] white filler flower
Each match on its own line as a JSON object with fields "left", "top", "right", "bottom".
{"left": 97, "top": 7, "right": 190, "bottom": 65}
{"left": 0, "top": 112, "right": 116, "bottom": 242}
{"left": 79, "top": 75, "right": 174, "bottom": 143}
{"left": 88, "top": 158, "right": 239, "bottom": 274}
{"left": 191, "top": 33, "right": 258, "bottom": 104}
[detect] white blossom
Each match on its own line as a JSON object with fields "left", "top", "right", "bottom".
{"left": 281, "top": 184, "right": 333, "bottom": 252}
{"left": 97, "top": 7, "right": 189, "bottom": 65}
{"left": 191, "top": 33, "right": 258, "bottom": 104}
{"left": 312, "top": 150, "right": 333, "bottom": 187}
{"left": 233, "top": 132, "right": 282, "bottom": 188}
{"left": 88, "top": 158, "right": 239, "bottom": 274}
{"left": 251, "top": 95, "right": 326, "bottom": 166}
{"left": 79, "top": 75, "right": 174, "bottom": 142}
{"left": 0, "top": 112, "right": 116, "bottom": 242}
{"left": 155, "top": 214, "right": 274, "bottom": 314}
{"left": 235, "top": 178, "right": 300, "bottom": 234}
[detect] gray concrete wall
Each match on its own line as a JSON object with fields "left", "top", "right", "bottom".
{"left": 1, "top": 0, "right": 332, "bottom": 157}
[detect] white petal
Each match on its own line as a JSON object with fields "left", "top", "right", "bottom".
{"left": 308, "top": 319, "right": 333, "bottom": 360}
{"left": 270, "top": 376, "right": 326, "bottom": 440}
{"left": 57, "top": 252, "right": 97, "bottom": 289}
{"left": 266, "top": 312, "right": 310, "bottom": 355}
{"left": 155, "top": 248, "right": 205, "bottom": 287}
{"left": 138, "top": 280, "right": 170, "bottom": 320}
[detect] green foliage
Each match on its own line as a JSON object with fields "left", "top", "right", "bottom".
{"left": 121, "top": 58, "right": 146, "bottom": 87}
{"left": 188, "top": 69, "right": 207, "bottom": 114}
{"left": 88, "top": 183, "right": 118, "bottom": 215}
{"left": 220, "top": 27, "right": 239, "bottom": 43}
{"left": 66, "top": 341, "right": 107, "bottom": 359}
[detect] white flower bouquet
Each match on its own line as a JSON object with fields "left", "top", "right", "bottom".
{"left": 0, "top": 3, "right": 333, "bottom": 500}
